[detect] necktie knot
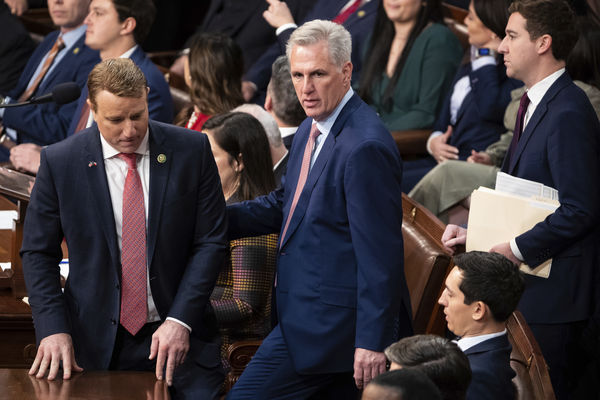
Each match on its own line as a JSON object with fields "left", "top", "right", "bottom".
{"left": 519, "top": 92, "right": 530, "bottom": 110}
{"left": 310, "top": 123, "right": 321, "bottom": 140}
{"left": 55, "top": 37, "right": 66, "bottom": 51}
{"left": 118, "top": 153, "right": 138, "bottom": 170}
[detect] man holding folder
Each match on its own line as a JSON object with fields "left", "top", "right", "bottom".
{"left": 441, "top": 0, "right": 600, "bottom": 397}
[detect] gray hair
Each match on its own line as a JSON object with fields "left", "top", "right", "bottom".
{"left": 233, "top": 104, "right": 283, "bottom": 148}
{"left": 286, "top": 19, "right": 352, "bottom": 68}
{"left": 267, "top": 56, "right": 306, "bottom": 126}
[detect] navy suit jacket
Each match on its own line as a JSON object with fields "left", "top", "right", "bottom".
{"left": 228, "top": 93, "right": 413, "bottom": 374}
{"left": 501, "top": 72, "right": 600, "bottom": 324}
{"left": 66, "top": 47, "right": 174, "bottom": 136}
{"left": 2, "top": 30, "right": 99, "bottom": 148}
{"left": 435, "top": 62, "right": 521, "bottom": 159}
{"left": 464, "top": 334, "right": 515, "bottom": 400}
{"left": 22, "top": 120, "right": 227, "bottom": 370}
{"left": 245, "top": 0, "right": 378, "bottom": 92}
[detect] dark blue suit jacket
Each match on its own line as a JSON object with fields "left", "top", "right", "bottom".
{"left": 66, "top": 47, "right": 174, "bottom": 136}
{"left": 245, "top": 0, "right": 378, "bottom": 93}
{"left": 501, "top": 72, "right": 600, "bottom": 324}
{"left": 464, "top": 334, "right": 515, "bottom": 400}
{"left": 2, "top": 30, "right": 99, "bottom": 148}
{"left": 21, "top": 120, "right": 227, "bottom": 370}
{"left": 228, "top": 93, "right": 413, "bottom": 374}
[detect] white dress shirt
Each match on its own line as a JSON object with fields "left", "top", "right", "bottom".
{"left": 456, "top": 329, "right": 507, "bottom": 352}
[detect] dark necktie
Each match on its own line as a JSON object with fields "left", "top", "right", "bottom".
{"left": 118, "top": 153, "right": 147, "bottom": 335}
{"left": 18, "top": 36, "right": 65, "bottom": 102}
{"left": 280, "top": 123, "right": 321, "bottom": 246}
{"left": 507, "top": 92, "right": 531, "bottom": 162}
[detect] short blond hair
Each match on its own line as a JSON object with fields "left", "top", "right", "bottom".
{"left": 87, "top": 58, "right": 147, "bottom": 111}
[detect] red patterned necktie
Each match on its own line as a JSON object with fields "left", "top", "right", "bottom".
{"left": 333, "top": 0, "right": 362, "bottom": 24}
{"left": 280, "top": 123, "right": 321, "bottom": 246}
{"left": 118, "top": 152, "right": 147, "bottom": 335}
{"left": 18, "top": 36, "right": 65, "bottom": 102}
{"left": 507, "top": 92, "right": 531, "bottom": 161}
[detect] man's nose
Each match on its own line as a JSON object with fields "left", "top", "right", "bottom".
{"left": 122, "top": 120, "right": 136, "bottom": 137}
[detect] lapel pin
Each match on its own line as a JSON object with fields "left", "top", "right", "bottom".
{"left": 357, "top": 10, "right": 365, "bottom": 18}
{"left": 73, "top": 47, "right": 80, "bottom": 55}
{"left": 157, "top": 154, "right": 167, "bottom": 163}
{"left": 88, "top": 161, "right": 97, "bottom": 167}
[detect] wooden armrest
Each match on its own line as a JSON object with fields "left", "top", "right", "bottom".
{"left": 227, "top": 340, "right": 262, "bottom": 372}
{"left": 390, "top": 129, "right": 432, "bottom": 158}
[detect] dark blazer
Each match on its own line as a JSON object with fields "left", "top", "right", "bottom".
{"left": 273, "top": 151, "right": 289, "bottom": 189}
{"left": 501, "top": 72, "right": 600, "bottom": 324}
{"left": 66, "top": 47, "right": 174, "bottom": 136}
{"left": 21, "top": 120, "right": 228, "bottom": 370}
{"left": 464, "top": 334, "right": 516, "bottom": 400}
{"left": 0, "top": 4, "right": 36, "bottom": 94}
{"left": 245, "top": 0, "right": 378, "bottom": 92}
{"left": 228, "top": 93, "right": 413, "bottom": 374}
{"left": 2, "top": 30, "right": 99, "bottom": 148}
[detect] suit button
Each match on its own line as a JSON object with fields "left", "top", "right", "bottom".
{"left": 115, "top": 283, "right": 120, "bottom": 289}
{"left": 111, "top": 318, "right": 117, "bottom": 325}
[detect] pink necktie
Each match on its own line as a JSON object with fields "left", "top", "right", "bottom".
{"left": 118, "top": 153, "right": 147, "bottom": 335}
{"left": 280, "top": 123, "right": 321, "bottom": 246}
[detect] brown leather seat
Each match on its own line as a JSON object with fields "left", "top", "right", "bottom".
{"left": 506, "top": 311, "right": 556, "bottom": 400}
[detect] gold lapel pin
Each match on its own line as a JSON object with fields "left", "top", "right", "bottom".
{"left": 73, "top": 47, "right": 80, "bottom": 55}
{"left": 157, "top": 154, "right": 167, "bottom": 163}
{"left": 357, "top": 10, "right": 366, "bottom": 18}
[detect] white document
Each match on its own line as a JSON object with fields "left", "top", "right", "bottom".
{"left": 0, "top": 210, "right": 18, "bottom": 230}
{"left": 495, "top": 172, "right": 559, "bottom": 201}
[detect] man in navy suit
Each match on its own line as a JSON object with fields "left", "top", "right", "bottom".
{"left": 226, "top": 20, "right": 412, "bottom": 398}
{"left": 22, "top": 59, "right": 227, "bottom": 399}
{"left": 442, "top": 1, "right": 600, "bottom": 396}
{"left": 0, "top": 0, "right": 99, "bottom": 161}
{"left": 10, "top": 0, "right": 173, "bottom": 175}
{"left": 438, "top": 251, "right": 525, "bottom": 400}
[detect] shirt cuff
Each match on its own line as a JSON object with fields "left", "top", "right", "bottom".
{"left": 471, "top": 56, "right": 496, "bottom": 71}
{"left": 426, "top": 131, "right": 443, "bottom": 155}
{"left": 166, "top": 317, "right": 192, "bottom": 333}
{"left": 509, "top": 238, "right": 524, "bottom": 262}
{"left": 276, "top": 23, "right": 297, "bottom": 36}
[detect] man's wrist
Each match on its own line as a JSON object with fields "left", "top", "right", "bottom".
{"left": 166, "top": 317, "right": 191, "bottom": 332}
{"left": 276, "top": 23, "right": 297, "bottom": 36}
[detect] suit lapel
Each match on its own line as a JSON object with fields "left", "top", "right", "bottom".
{"left": 508, "top": 73, "right": 571, "bottom": 174}
{"left": 83, "top": 128, "right": 121, "bottom": 271}
{"left": 146, "top": 122, "right": 173, "bottom": 268}
{"left": 38, "top": 32, "right": 86, "bottom": 95}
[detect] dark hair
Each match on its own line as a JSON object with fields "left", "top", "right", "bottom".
{"left": 88, "top": 58, "right": 147, "bottom": 110}
{"left": 187, "top": 33, "right": 244, "bottom": 116}
{"left": 112, "top": 0, "right": 156, "bottom": 44}
{"left": 509, "top": 0, "right": 578, "bottom": 61}
{"left": 358, "top": 0, "right": 444, "bottom": 107}
{"left": 368, "top": 369, "right": 443, "bottom": 400}
{"left": 203, "top": 112, "right": 275, "bottom": 201}
{"left": 566, "top": 16, "right": 600, "bottom": 88}
{"left": 385, "top": 335, "right": 471, "bottom": 400}
{"left": 473, "top": 0, "right": 511, "bottom": 39}
{"left": 268, "top": 56, "right": 306, "bottom": 126}
{"left": 454, "top": 251, "right": 525, "bottom": 322}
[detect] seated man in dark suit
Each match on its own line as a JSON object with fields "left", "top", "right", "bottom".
{"left": 385, "top": 335, "right": 471, "bottom": 400}
{"left": 0, "top": 0, "right": 99, "bottom": 161}
{"left": 264, "top": 55, "right": 306, "bottom": 150}
{"left": 10, "top": 0, "right": 174, "bottom": 174}
{"left": 438, "top": 251, "right": 525, "bottom": 400}
{"left": 22, "top": 58, "right": 227, "bottom": 399}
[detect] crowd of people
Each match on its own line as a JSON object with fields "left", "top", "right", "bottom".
{"left": 1, "top": 0, "right": 598, "bottom": 399}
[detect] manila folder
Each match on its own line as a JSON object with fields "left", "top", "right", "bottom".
{"left": 466, "top": 187, "right": 558, "bottom": 278}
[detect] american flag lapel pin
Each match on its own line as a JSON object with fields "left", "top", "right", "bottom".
{"left": 88, "top": 161, "right": 97, "bottom": 167}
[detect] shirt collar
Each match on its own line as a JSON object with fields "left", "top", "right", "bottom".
{"left": 314, "top": 88, "right": 354, "bottom": 135}
{"left": 526, "top": 68, "right": 565, "bottom": 107}
{"left": 456, "top": 329, "right": 507, "bottom": 352}
{"left": 100, "top": 127, "right": 150, "bottom": 160}
{"left": 279, "top": 126, "right": 297, "bottom": 138}
{"left": 61, "top": 25, "right": 87, "bottom": 50}
{"left": 120, "top": 45, "right": 138, "bottom": 59}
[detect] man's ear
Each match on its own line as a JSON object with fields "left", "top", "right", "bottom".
{"left": 342, "top": 61, "right": 353, "bottom": 87}
{"left": 121, "top": 17, "right": 136, "bottom": 36}
{"left": 264, "top": 93, "right": 273, "bottom": 112}
{"left": 471, "top": 301, "right": 487, "bottom": 322}
{"left": 87, "top": 99, "right": 96, "bottom": 120}
{"left": 536, "top": 33, "right": 553, "bottom": 55}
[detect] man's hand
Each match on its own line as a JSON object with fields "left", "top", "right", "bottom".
{"left": 441, "top": 224, "right": 467, "bottom": 254}
{"left": 466, "top": 149, "right": 492, "bottom": 165}
{"left": 353, "top": 348, "right": 386, "bottom": 389}
{"left": 242, "top": 81, "right": 257, "bottom": 102}
{"left": 490, "top": 242, "right": 521, "bottom": 265}
{"left": 29, "top": 333, "right": 83, "bottom": 380}
{"left": 430, "top": 126, "right": 458, "bottom": 163}
{"left": 263, "top": 0, "right": 294, "bottom": 29}
{"left": 149, "top": 320, "right": 190, "bottom": 386}
{"left": 5, "top": 0, "right": 28, "bottom": 15}
{"left": 10, "top": 143, "right": 42, "bottom": 174}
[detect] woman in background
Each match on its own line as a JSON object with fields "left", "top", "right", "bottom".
{"left": 358, "top": 0, "right": 463, "bottom": 131}
{"left": 203, "top": 112, "right": 277, "bottom": 369}
{"left": 175, "top": 33, "right": 244, "bottom": 131}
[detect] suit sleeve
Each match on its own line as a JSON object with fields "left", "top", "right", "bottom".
{"left": 166, "top": 138, "right": 229, "bottom": 329}
{"left": 344, "top": 139, "right": 406, "bottom": 351}
{"left": 226, "top": 188, "right": 286, "bottom": 240}
{"left": 515, "top": 107, "right": 600, "bottom": 266}
{"left": 21, "top": 148, "right": 70, "bottom": 341}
